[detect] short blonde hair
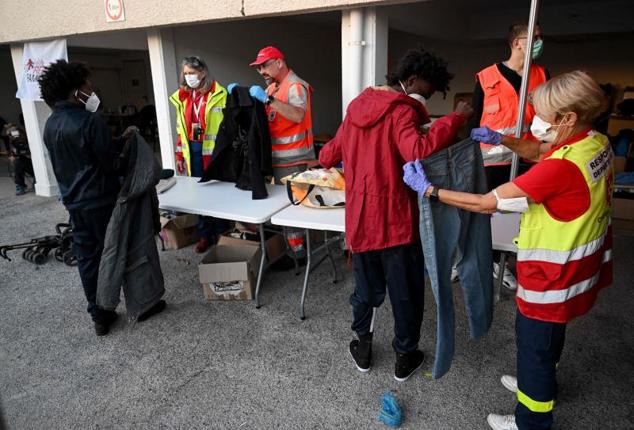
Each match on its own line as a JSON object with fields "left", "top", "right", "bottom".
{"left": 531, "top": 71, "right": 607, "bottom": 124}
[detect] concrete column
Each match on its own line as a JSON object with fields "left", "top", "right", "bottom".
{"left": 340, "top": 7, "right": 388, "bottom": 116}
{"left": 10, "top": 44, "right": 59, "bottom": 197}
{"left": 147, "top": 28, "right": 179, "bottom": 170}
{"left": 362, "top": 7, "right": 388, "bottom": 89}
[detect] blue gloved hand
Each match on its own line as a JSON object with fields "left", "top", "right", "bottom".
{"left": 470, "top": 126, "right": 503, "bottom": 145}
{"left": 249, "top": 85, "right": 268, "bottom": 103}
{"left": 227, "top": 83, "right": 239, "bottom": 94}
{"left": 403, "top": 160, "right": 431, "bottom": 194}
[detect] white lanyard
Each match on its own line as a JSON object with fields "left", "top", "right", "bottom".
{"left": 192, "top": 92, "right": 204, "bottom": 123}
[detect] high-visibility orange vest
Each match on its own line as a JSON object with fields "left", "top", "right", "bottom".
{"left": 266, "top": 70, "right": 315, "bottom": 168}
{"left": 477, "top": 64, "right": 547, "bottom": 166}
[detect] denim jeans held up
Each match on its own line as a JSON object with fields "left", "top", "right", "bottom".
{"left": 417, "top": 137, "right": 494, "bottom": 379}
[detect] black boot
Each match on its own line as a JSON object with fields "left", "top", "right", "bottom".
{"left": 394, "top": 350, "right": 424, "bottom": 382}
{"left": 349, "top": 333, "right": 373, "bottom": 372}
{"left": 138, "top": 300, "right": 167, "bottom": 322}
{"left": 94, "top": 310, "right": 118, "bottom": 336}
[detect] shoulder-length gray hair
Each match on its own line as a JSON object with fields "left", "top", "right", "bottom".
{"left": 179, "top": 56, "right": 213, "bottom": 93}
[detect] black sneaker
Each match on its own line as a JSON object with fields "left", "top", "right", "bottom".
{"left": 138, "top": 300, "right": 167, "bottom": 322}
{"left": 94, "top": 311, "right": 118, "bottom": 336}
{"left": 394, "top": 350, "right": 424, "bottom": 382}
{"left": 349, "top": 333, "right": 372, "bottom": 373}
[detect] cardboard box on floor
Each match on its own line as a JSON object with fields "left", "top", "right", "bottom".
{"left": 159, "top": 214, "right": 198, "bottom": 250}
{"left": 199, "top": 245, "right": 262, "bottom": 300}
{"left": 613, "top": 197, "right": 634, "bottom": 232}
{"left": 218, "top": 233, "right": 286, "bottom": 262}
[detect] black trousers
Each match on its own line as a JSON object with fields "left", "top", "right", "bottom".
{"left": 13, "top": 155, "right": 34, "bottom": 188}
{"left": 68, "top": 204, "right": 115, "bottom": 323}
{"left": 515, "top": 310, "right": 566, "bottom": 430}
{"left": 350, "top": 242, "right": 426, "bottom": 354}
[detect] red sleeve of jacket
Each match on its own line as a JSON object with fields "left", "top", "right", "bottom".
{"left": 319, "top": 121, "right": 345, "bottom": 168}
{"left": 394, "top": 109, "right": 466, "bottom": 161}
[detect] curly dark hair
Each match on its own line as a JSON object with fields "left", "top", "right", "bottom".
{"left": 38, "top": 60, "right": 90, "bottom": 108}
{"left": 386, "top": 47, "right": 453, "bottom": 97}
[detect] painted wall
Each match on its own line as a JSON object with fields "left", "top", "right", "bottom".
{"left": 0, "top": 0, "right": 413, "bottom": 44}
{"left": 172, "top": 17, "right": 343, "bottom": 135}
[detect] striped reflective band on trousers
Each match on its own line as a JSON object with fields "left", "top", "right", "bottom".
{"left": 517, "top": 249, "right": 612, "bottom": 305}
{"left": 517, "top": 389, "right": 555, "bottom": 413}
{"left": 271, "top": 129, "right": 313, "bottom": 145}
{"left": 517, "top": 225, "right": 610, "bottom": 264}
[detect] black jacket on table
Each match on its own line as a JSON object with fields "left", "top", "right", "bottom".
{"left": 200, "top": 86, "right": 273, "bottom": 200}
{"left": 43, "top": 101, "right": 122, "bottom": 209}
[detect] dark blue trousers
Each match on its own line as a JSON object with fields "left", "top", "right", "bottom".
{"left": 515, "top": 310, "right": 566, "bottom": 430}
{"left": 68, "top": 204, "right": 115, "bottom": 323}
{"left": 351, "top": 243, "right": 426, "bottom": 354}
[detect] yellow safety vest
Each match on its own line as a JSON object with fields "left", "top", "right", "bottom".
{"left": 515, "top": 131, "right": 613, "bottom": 323}
{"left": 169, "top": 84, "right": 227, "bottom": 176}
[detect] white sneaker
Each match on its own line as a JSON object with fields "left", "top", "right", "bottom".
{"left": 501, "top": 374, "right": 517, "bottom": 393}
{"left": 487, "top": 414, "right": 518, "bottom": 430}
{"left": 493, "top": 262, "right": 518, "bottom": 291}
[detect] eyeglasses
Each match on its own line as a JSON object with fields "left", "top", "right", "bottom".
{"left": 517, "top": 34, "right": 544, "bottom": 41}
{"left": 257, "top": 59, "right": 278, "bottom": 72}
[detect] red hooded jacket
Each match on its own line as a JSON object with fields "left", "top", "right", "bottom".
{"left": 319, "top": 87, "right": 465, "bottom": 253}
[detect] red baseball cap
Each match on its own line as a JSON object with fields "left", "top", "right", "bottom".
{"left": 249, "top": 46, "right": 285, "bottom": 66}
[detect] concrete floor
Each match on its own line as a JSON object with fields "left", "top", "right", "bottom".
{"left": 0, "top": 160, "right": 633, "bottom": 429}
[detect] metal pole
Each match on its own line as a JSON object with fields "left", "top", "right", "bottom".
{"left": 510, "top": 0, "right": 540, "bottom": 180}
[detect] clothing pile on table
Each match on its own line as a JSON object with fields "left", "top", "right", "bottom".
{"left": 200, "top": 85, "right": 272, "bottom": 200}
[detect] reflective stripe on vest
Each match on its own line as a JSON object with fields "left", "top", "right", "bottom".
{"left": 514, "top": 131, "right": 613, "bottom": 321}
{"left": 517, "top": 249, "right": 612, "bottom": 304}
{"left": 477, "top": 64, "right": 547, "bottom": 166}
{"left": 517, "top": 389, "right": 555, "bottom": 413}
{"left": 517, "top": 222, "right": 610, "bottom": 264}
{"left": 169, "top": 84, "right": 227, "bottom": 176}
{"left": 266, "top": 70, "right": 314, "bottom": 166}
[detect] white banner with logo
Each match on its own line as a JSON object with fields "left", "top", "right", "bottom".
{"left": 16, "top": 39, "right": 68, "bottom": 101}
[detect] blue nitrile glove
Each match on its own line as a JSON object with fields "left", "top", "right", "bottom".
{"left": 470, "top": 126, "right": 503, "bottom": 145}
{"left": 379, "top": 391, "right": 402, "bottom": 427}
{"left": 227, "top": 83, "right": 239, "bottom": 94}
{"left": 249, "top": 85, "right": 268, "bottom": 103}
{"left": 403, "top": 160, "right": 431, "bottom": 194}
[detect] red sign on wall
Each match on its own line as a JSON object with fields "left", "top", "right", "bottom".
{"left": 105, "top": 0, "right": 125, "bottom": 23}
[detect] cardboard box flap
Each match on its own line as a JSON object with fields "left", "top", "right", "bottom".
{"left": 160, "top": 214, "right": 198, "bottom": 229}
{"left": 198, "top": 245, "right": 261, "bottom": 283}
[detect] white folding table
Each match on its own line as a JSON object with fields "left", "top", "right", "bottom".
{"left": 271, "top": 205, "right": 345, "bottom": 319}
{"left": 491, "top": 212, "right": 521, "bottom": 301}
{"left": 158, "top": 176, "right": 291, "bottom": 306}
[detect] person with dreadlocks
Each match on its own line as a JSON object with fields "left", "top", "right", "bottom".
{"left": 319, "top": 47, "right": 473, "bottom": 381}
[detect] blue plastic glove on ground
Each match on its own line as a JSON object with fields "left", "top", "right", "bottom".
{"left": 403, "top": 160, "right": 431, "bottom": 194}
{"left": 249, "top": 85, "right": 268, "bottom": 103}
{"left": 379, "top": 391, "right": 402, "bottom": 427}
{"left": 227, "top": 83, "right": 239, "bottom": 94}
{"left": 470, "top": 126, "right": 503, "bottom": 145}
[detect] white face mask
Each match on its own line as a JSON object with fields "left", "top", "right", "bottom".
{"left": 530, "top": 115, "right": 558, "bottom": 143}
{"left": 185, "top": 74, "right": 201, "bottom": 88}
{"left": 76, "top": 90, "right": 100, "bottom": 113}
{"left": 399, "top": 81, "right": 426, "bottom": 106}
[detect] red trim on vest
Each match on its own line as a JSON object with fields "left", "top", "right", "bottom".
{"left": 516, "top": 225, "right": 613, "bottom": 323}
